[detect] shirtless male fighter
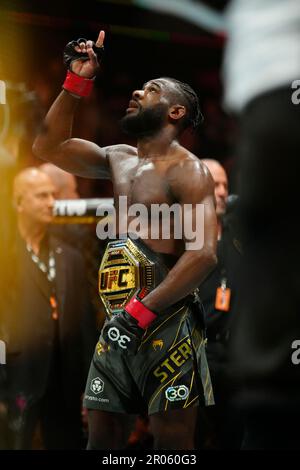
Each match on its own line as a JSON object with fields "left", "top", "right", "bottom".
{"left": 33, "top": 31, "right": 218, "bottom": 450}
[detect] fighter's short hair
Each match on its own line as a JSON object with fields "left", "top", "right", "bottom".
{"left": 162, "top": 77, "right": 204, "bottom": 130}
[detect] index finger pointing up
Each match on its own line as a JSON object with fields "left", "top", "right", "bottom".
{"left": 95, "top": 30, "right": 105, "bottom": 47}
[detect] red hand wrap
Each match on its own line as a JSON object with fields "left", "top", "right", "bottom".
{"left": 63, "top": 70, "right": 94, "bottom": 97}
{"left": 125, "top": 296, "right": 157, "bottom": 330}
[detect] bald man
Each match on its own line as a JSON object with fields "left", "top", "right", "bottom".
{"left": 39, "top": 163, "right": 79, "bottom": 200}
{"left": 39, "top": 162, "right": 83, "bottom": 246}
{"left": 202, "top": 159, "right": 228, "bottom": 239}
{"left": 13, "top": 168, "right": 56, "bottom": 251}
{"left": 197, "top": 159, "right": 243, "bottom": 449}
{"left": 40, "top": 163, "right": 101, "bottom": 326}
{"left": 4, "top": 168, "right": 96, "bottom": 449}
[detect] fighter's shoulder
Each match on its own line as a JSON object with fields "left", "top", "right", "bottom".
{"left": 168, "top": 148, "right": 212, "bottom": 181}
{"left": 167, "top": 149, "right": 214, "bottom": 201}
{"left": 105, "top": 144, "right": 137, "bottom": 161}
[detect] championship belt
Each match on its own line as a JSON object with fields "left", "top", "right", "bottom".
{"left": 98, "top": 237, "right": 168, "bottom": 318}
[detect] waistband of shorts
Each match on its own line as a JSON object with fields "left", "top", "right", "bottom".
{"left": 118, "top": 235, "right": 178, "bottom": 269}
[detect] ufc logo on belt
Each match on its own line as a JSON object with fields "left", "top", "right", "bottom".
{"left": 99, "top": 267, "right": 136, "bottom": 292}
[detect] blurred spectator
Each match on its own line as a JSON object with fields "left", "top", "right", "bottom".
{"left": 39, "top": 163, "right": 105, "bottom": 328}
{"left": 39, "top": 163, "right": 105, "bottom": 431}
{"left": 202, "top": 159, "right": 228, "bottom": 239}
{"left": 3, "top": 167, "right": 97, "bottom": 449}
{"left": 39, "top": 163, "right": 79, "bottom": 199}
{"left": 224, "top": 0, "right": 300, "bottom": 449}
{"left": 197, "top": 159, "right": 243, "bottom": 449}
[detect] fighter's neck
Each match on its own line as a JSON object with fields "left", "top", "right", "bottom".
{"left": 137, "top": 128, "right": 179, "bottom": 159}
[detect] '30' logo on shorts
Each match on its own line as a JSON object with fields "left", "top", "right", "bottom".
{"left": 165, "top": 385, "right": 189, "bottom": 402}
{"left": 107, "top": 326, "right": 131, "bottom": 349}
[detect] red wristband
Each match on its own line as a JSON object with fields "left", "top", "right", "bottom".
{"left": 125, "top": 296, "right": 157, "bottom": 330}
{"left": 63, "top": 70, "right": 94, "bottom": 97}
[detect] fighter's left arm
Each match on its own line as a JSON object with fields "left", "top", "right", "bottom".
{"left": 142, "top": 159, "right": 218, "bottom": 312}
{"left": 102, "top": 159, "right": 217, "bottom": 354}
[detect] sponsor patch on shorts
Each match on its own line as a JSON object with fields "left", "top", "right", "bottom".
{"left": 165, "top": 385, "right": 189, "bottom": 402}
{"left": 84, "top": 394, "right": 110, "bottom": 403}
{"left": 90, "top": 377, "right": 104, "bottom": 395}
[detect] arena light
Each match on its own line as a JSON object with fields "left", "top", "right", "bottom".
{"left": 134, "top": 0, "right": 226, "bottom": 35}
{"left": 53, "top": 198, "right": 114, "bottom": 224}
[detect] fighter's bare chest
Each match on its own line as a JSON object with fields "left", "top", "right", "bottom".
{"left": 110, "top": 156, "right": 175, "bottom": 207}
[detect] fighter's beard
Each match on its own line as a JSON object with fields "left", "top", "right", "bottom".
{"left": 120, "top": 103, "right": 168, "bottom": 138}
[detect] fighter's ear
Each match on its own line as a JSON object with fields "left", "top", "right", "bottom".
{"left": 168, "top": 104, "right": 186, "bottom": 122}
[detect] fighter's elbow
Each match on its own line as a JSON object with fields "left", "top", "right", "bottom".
{"left": 204, "top": 247, "right": 218, "bottom": 269}
{"left": 207, "top": 250, "right": 218, "bottom": 270}
{"left": 32, "top": 137, "right": 55, "bottom": 163}
{"left": 196, "top": 247, "right": 218, "bottom": 271}
{"left": 32, "top": 137, "right": 46, "bottom": 161}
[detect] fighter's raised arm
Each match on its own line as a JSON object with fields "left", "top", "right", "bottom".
{"left": 33, "top": 31, "right": 112, "bottom": 179}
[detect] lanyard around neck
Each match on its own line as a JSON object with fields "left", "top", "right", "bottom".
{"left": 26, "top": 243, "right": 56, "bottom": 283}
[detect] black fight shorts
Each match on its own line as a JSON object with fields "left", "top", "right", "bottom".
{"left": 83, "top": 302, "right": 214, "bottom": 415}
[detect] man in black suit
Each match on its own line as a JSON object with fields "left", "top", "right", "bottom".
{"left": 4, "top": 167, "right": 97, "bottom": 449}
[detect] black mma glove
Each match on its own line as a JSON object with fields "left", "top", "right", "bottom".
{"left": 102, "top": 296, "right": 157, "bottom": 355}
{"left": 102, "top": 311, "right": 145, "bottom": 355}
{"left": 63, "top": 38, "right": 104, "bottom": 71}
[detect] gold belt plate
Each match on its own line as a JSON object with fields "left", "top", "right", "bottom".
{"left": 98, "top": 238, "right": 156, "bottom": 317}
